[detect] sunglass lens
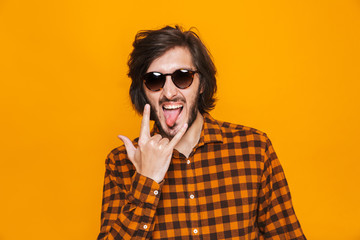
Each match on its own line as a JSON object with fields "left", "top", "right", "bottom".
{"left": 172, "top": 70, "right": 194, "bottom": 89}
{"left": 144, "top": 72, "right": 165, "bottom": 91}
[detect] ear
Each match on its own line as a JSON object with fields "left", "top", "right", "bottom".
{"left": 200, "top": 81, "right": 205, "bottom": 94}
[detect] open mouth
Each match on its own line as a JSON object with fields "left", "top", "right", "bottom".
{"left": 162, "top": 104, "right": 183, "bottom": 128}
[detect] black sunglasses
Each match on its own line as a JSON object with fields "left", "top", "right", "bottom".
{"left": 143, "top": 69, "right": 197, "bottom": 92}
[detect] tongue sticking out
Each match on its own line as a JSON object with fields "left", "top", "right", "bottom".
{"left": 163, "top": 108, "right": 182, "bottom": 127}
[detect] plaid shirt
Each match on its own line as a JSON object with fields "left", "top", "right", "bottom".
{"left": 98, "top": 113, "right": 306, "bottom": 240}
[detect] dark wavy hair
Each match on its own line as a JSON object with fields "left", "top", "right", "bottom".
{"left": 128, "top": 25, "right": 217, "bottom": 114}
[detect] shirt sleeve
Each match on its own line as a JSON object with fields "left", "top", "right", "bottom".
{"left": 257, "top": 136, "right": 306, "bottom": 240}
{"left": 97, "top": 151, "right": 163, "bottom": 240}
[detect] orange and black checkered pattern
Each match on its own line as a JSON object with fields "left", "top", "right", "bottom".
{"left": 98, "top": 113, "right": 306, "bottom": 240}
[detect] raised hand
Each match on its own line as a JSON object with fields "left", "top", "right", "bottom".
{"left": 118, "top": 104, "right": 188, "bottom": 183}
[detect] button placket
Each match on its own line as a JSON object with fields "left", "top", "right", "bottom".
{"left": 186, "top": 155, "right": 200, "bottom": 238}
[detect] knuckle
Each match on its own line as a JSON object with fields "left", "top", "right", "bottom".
{"left": 153, "top": 134, "right": 161, "bottom": 140}
{"left": 138, "top": 140, "right": 145, "bottom": 147}
{"left": 149, "top": 140, "right": 156, "bottom": 146}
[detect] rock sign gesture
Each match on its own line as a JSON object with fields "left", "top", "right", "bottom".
{"left": 118, "top": 104, "right": 188, "bottom": 183}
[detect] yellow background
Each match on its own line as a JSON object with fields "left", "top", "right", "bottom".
{"left": 1, "top": 0, "right": 359, "bottom": 239}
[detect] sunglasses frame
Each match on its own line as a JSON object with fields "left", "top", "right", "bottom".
{"left": 143, "top": 69, "right": 198, "bottom": 92}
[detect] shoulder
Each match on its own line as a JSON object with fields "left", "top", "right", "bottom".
{"left": 105, "top": 140, "right": 137, "bottom": 173}
{"left": 212, "top": 116, "right": 270, "bottom": 145}
{"left": 219, "top": 119, "right": 267, "bottom": 137}
{"left": 103, "top": 142, "right": 137, "bottom": 188}
{"left": 213, "top": 119, "right": 278, "bottom": 164}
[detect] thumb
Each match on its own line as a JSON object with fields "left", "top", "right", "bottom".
{"left": 118, "top": 135, "right": 136, "bottom": 161}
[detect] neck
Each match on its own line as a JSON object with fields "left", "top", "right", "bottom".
{"left": 175, "top": 111, "right": 203, "bottom": 158}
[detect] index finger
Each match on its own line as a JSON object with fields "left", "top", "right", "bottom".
{"left": 167, "top": 123, "right": 188, "bottom": 149}
{"left": 139, "top": 104, "right": 151, "bottom": 140}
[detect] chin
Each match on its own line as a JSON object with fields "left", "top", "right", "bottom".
{"left": 161, "top": 122, "right": 182, "bottom": 139}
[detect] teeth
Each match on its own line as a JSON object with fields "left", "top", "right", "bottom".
{"left": 163, "top": 105, "right": 182, "bottom": 110}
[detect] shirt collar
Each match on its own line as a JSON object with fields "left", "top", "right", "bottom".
{"left": 197, "top": 112, "right": 223, "bottom": 147}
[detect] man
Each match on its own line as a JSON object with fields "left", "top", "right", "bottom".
{"left": 98, "top": 26, "right": 306, "bottom": 239}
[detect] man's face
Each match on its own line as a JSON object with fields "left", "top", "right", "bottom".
{"left": 143, "top": 46, "right": 202, "bottom": 139}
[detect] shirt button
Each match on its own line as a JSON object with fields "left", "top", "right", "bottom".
{"left": 190, "top": 194, "right": 195, "bottom": 199}
{"left": 143, "top": 225, "right": 148, "bottom": 229}
{"left": 187, "top": 159, "right": 190, "bottom": 164}
{"left": 153, "top": 190, "right": 158, "bottom": 195}
{"left": 193, "top": 228, "right": 198, "bottom": 234}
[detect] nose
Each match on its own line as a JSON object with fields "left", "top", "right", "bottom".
{"left": 162, "top": 76, "right": 178, "bottom": 99}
